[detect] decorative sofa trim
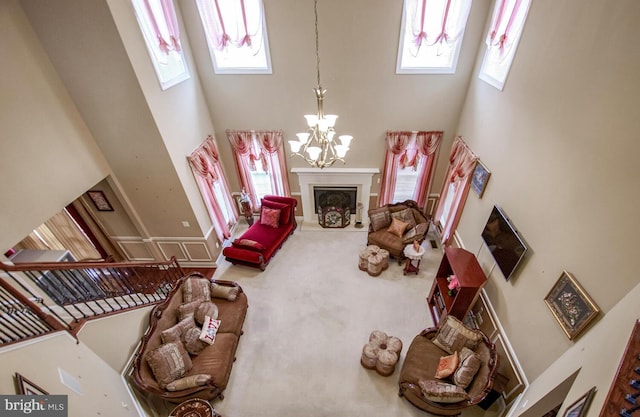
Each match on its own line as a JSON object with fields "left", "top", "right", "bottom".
{"left": 130, "top": 273, "right": 248, "bottom": 404}
{"left": 223, "top": 195, "right": 297, "bottom": 270}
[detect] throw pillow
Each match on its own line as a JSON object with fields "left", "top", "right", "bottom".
{"left": 145, "top": 341, "right": 192, "bottom": 388}
{"left": 182, "top": 326, "right": 209, "bottom": 355}
{"left": 260, "top": 207, "right": 281, "bottom": 228}
{"left": 261, "top": 198, "right": 292, "bottom": 225}
{"left": 165, "top": 374, "right": 211, "bottom": 391}
{"left": 199, "top": 316, "right": 221, "bottom": 345}
{"left": 195, "top": 301, "right": 219, "bottom": 325}
{"left": 387, "top": 217, "right": 409, "bottom": 237}
{"left": 403, "top": 222, "right": 429, "bottom": 243}
{"left": 211, "top": 282, "right": 239, "bottom": 301}
{"left": 161, "top": 317, "right": 195, "bottom": 344}
{"left": 391, "top": 208, "right": 417, "bottom": 230}
{"left": 454, "top": 347, "right": 482, "bottom": 389}
{"left": 232, "top": 238, "right": 265, "bottom": 251}
{"left": 177, "top": 300, "right": 202, "bottom": 322}
{"left": 435, "top": 351, "right": 459, "bottom": 379}
{"left": 182, "top": 276, "right": 211, "bottom": 303}
{"left": 433, "top": 315, "right": 483, "bottom": 355}
{"left": 418, "top": 379, "right": 469, "bottom": 404}
{"left": 368, "top": 207, "right": 391, "bottom": 231}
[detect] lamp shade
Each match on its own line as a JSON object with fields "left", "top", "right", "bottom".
{"left": 306, "top": 146, "right": 322, "bottom": 161}
{"left": 338, "top": 135, "right": 353, "bottom": 147}
{"left": 296, "top": 133, "right": 310, "bottom": 144}
{"left": 289, "top": 140, "right": 303, "bottom": 153}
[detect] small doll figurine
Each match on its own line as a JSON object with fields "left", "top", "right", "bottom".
{"left": 412, "top": 240, "right": 421, "bottom": 252}
{"left": 447, "top": 275, "right": 460, "bottom": 296}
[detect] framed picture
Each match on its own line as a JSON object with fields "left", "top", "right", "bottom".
{"left": 562, "top": 387, "right": 596, "bottom": 417}
{"left": 545, "top": 271, "right": 600, "bottom": 340}
{"left": 15, "top": 373, "right": 48, "bottom": 395}
{"left": 471, "top": 160, "right": 491, "bottom": 198}
{"left": 87, "top": 190, "right": 114, "bottom": 212}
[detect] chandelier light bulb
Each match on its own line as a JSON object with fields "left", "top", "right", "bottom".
{"left": 289, "top": 140, "right": 303, "bottom": 153}
{"left": 306, "top": 146, "right": 322, "bottom": 161}
{"left": 338, "top": 135, "right": 353, "bottom": 147}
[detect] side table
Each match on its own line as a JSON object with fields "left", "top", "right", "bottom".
{"left": 169, "top": 398, "right": 219, "bottom": 417}
{"left": 403, "top": 243, "right": 425, "bottom": 275}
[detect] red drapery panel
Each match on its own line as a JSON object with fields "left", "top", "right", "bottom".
{"left": 378, "top": 130, "right": 442, "bottom": 207}
{"left": 433, "top": 136, "right": 477, "bottom": 246}
{"left": 188, "top": 135, "right": 237, "bottom": 242}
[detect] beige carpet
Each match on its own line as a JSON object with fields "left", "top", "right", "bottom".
{"left": 211, "top": 222, "right": 446, "bottom": 417}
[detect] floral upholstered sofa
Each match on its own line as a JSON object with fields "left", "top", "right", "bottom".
{"left": 223, "top": 195, "right": 297, "bottom": 270}
{"left": 367, "top": 200, "right": 430, "bottom": 260}
{"left": 131, "top": 273, "right": 248, "bottom": 404}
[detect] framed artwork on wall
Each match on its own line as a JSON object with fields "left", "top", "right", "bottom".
{"left": 562, "top": 387, "right": 596, "bottom": 417}
{"left": 87, "top": 190, "right": 114, "bottom": 212}
{"left": 15, "top": 373, "right": 48, "bottom": 395}
{"left": 471, "top": 160, "right": 491, "bottom": 198}
{"left": 545, "top": 271, "right": 600, "bottom": 340}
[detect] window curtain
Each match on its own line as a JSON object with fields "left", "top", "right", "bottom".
{"left": 378, "top": 130, "right": 443, "bottom": 207}
{"left": 141, "top": 0, "right": 181, "bottom": 53}
{"left": 188, "top": 135, "right": 237, "bottom": 242}
{"left": 485, "top": 0, "right": 526, "bottom": 58}
{"left": 196, "top": 0, "right": 264, "bottom": 53}
{"left": 226, "top": 129, "right": 291, "bottom": 209}
{"left": 433, "top": 136, "right": 477, "bottom": 246}
{"left": 408, "top": 0, "right": 472, "bottom": 55}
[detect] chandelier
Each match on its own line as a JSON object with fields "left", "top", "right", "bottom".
{"left": 288, "top": 0, "right": 353, "bottom": 169}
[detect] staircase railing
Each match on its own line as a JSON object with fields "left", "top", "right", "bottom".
{"left": 0, "top": 257, "right": 184, "bottom": 347}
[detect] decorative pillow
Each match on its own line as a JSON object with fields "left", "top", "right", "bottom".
{"left": 211, "top": 282, "right": 239, "bottom": 301}
{"left": 161, "top": 317, "right": 195, "bottom": 344}
{"left": 387, "top": 217, "right": 409, "bottom": 238}
{"left": 177, "top": 300, "right": 202, "bottom": 322}
{"left": 145, "top": 342, "right": 192, "bottom": 388}
{"left": 433, "top": 315, "right": 483, "bottom": 355}
{"left": 454, "top": 347, "right": 482, "bottom": 389}
{"left": 165, "top": 374, "right": 211, "bottom": 391}
{"left": 435, "top": 351, "right": 459, "bottom": 379}
{"left": 403, "top": 222, "right": 430, "bottom": 243}
{"left": 262, "top": 198, "right": 292, "bottom": 225}
{"left": 232, "top": 238, "right": 265, "bottom": 252}
{"left": 368, "top": 207, "right": 391, "bottom": 231}
{"left": 182, "top": 326, "right": 209, "bottom": 355}
{"left": 199, "top": 316, "right": 221, "bottom": 345}
{"left": 195, "top": 301, "right": 219, "bottom": 325}
{"left": 418, "top": 379, "right": 469, "bottom": 404}
{"left": 260, "top": 207, "right": 281, "bottom": 228}
{"left": 391, "top": 208, "right": 417, "bottom": 230}
{"left": 182, "top": 276, "right": 211, "bottom": 303}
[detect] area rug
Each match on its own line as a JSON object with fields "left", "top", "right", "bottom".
{"left": 211, "top": 224, "right": 444, "bottom": 417}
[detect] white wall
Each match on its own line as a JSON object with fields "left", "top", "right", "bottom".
{"left": 0, "top": 333, "right": 140, "bottom": 417}
{"left": 0, "top": 0, "right": 111, "bottom": 252}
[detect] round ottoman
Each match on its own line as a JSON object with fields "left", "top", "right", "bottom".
{"left": 358, "top": 245, "right": 389, "bottom": 276}
{"left": 360, "top": 330, "right": 403, "bottom": 376}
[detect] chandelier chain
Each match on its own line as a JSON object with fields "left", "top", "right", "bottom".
{"left": 314, "top": 0, "right": 321, "bottom": 87}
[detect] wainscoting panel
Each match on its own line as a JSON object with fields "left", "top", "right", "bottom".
{"left": 156, "top": 242, "right": 189, "bottom": 262}
{"left": 182, "top": 242, "right": 212, "bottom": 262}
{"left": 116, "top": 240, "right": 155, "bottom": 261}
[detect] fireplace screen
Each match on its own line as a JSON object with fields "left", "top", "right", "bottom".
{"left": 314, "top": 187, "right": 356, "bottom": 228}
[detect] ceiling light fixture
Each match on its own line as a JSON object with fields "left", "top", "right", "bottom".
{"left": 288, "top": 0, "right": 353, "bottom": 169}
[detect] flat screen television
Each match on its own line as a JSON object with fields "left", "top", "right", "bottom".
{"left": 481, "top": 206, "right": 528, "bottom": 281}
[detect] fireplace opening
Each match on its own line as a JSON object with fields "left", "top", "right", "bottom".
{"left": 313, "top": 187, "right": 357, "bottom": 213}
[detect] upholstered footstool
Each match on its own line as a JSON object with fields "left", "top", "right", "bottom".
{"left": 361, "top": 330, "right": 403, "bottom": 376}
{"left": 358, "top": 245, "right": 389, "bottom": 277}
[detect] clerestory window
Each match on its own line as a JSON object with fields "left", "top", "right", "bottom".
{"left": 131, "top": 0, "right": 190, "bottom": 90}
{"left": 396, "top": 0, "right": 472, "bottom": 74}
{"left": 195, "top": 0, "right": 272, "bottom": 74}
{"left": 479, "top": 0, "right": 532, "bottom": 90}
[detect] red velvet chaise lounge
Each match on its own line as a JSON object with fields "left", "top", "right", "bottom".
{"left": 222, "top": 195, "right": 297, "bottom": 270}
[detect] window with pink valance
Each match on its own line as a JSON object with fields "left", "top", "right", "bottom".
{"left": 188, "top": 135, "right": 237, "bottom": 242}
{"left": 433, "top": 136, "right": 477, "bottom": 246}
{"left": 379, "top": 130, "right": 443, "bottom": 208}
{"left": 226, "top": 130, "right": 291, "bottom": 210}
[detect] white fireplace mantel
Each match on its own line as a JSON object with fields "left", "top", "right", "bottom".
{"left": 292, "top": 168, "right": 379, "bottom": 225}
